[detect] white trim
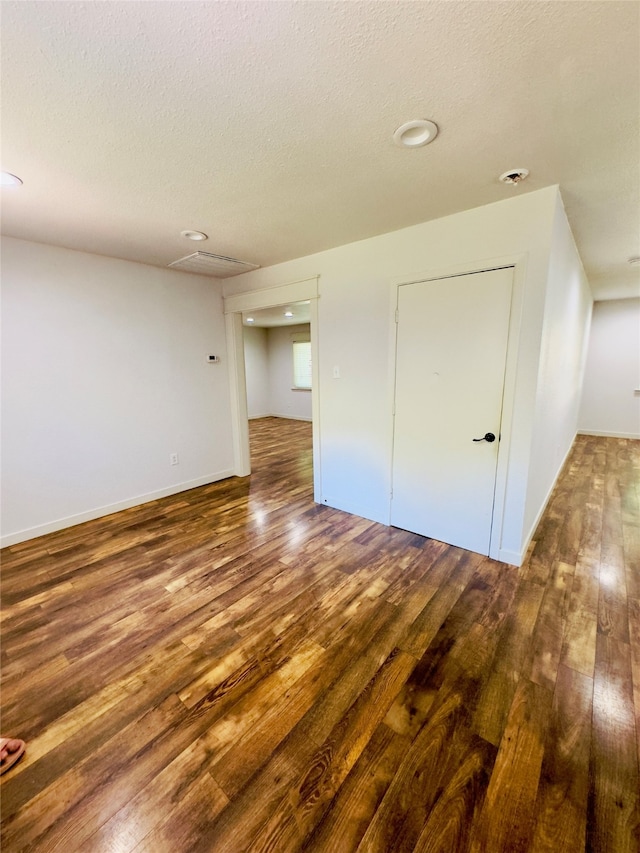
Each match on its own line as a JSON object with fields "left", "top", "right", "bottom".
{"left": 578, "top": 430, "right": 640, "bottom": 440}
{"left": 490, "top": 257, "right": 528, "bottom": 561}
{"left": 223, "top": 276, "right": 319, "bottom": 314}
{"left": 224, "top": 278, "right": 322, "bottom": 502}
{"left": 390, "top": 253, "right": 528, "bottom": 289}
{"left": 516, "top": 436, "right": 577, "bottom": 569}
{"left": 317, "top": 494, "right": 386, "bottom": 525}
{"left": 251, "top": 413, "right": 312, "bottom": 422}
{"left": 386, "top": 279, "right": 401, "bottom": 523}
{"left": 273, "top": 414, "right": 312, "bottom": 422}
{"left": 388, "top": 253, "right": 529, "bottom": 564}
{"left": 309, "top": 297, "right": 322, "bottom": 501}
{"left": 0, "top": 470, "right": 235, "bottom": 548}
{"left": 225, "top": 311, "right": 251, "bottom": 476}
{"left": 496, "top": 548, "right": 522, "bottom": 566}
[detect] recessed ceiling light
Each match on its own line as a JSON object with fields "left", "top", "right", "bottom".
{"left": 393, "top": 119, "right": 438, "bottom": 149}
{"left": 1, "top": 171, "right": 23, "bottom": 187}
{"left": 181, "top": 230, "right": 208, "bottom": 241}
{"left": 628, "top": 256, "right": 640, "bottom": 266}
{"left": 499, "top": 169, "right": 529, "bottom": 185}
{"left": 246, "top": 317, "right": 255, "bottom": 323}
{"left": 284, "top": 311, "right": 294, "bottom": 317}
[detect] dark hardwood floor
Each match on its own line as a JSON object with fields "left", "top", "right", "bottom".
{"left": 1, "top": 418, "right": 638, "bottom": 852}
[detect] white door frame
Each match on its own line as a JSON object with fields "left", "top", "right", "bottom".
{"left": 223, "top": 276, "right": 321, "bottom": 501}
{"left": 388, "top": 254, "right": 527, "bottom": 563}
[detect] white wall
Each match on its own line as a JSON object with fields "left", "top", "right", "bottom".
{"left": 224, "top": 187, "right": 564, "bottom": 563}
{"left": 579, "top": 298, "right": 640, "bottom": 438}
{"left": 1, "top": 237, "right": 234, "bottom": 546}
{"left": 243, "top": 323, "right": 312, "bottom": 420}
{"left": 267, "top": 324, "right": 312, "bottom": 421}
{"left": 243, "top": 325, "right": 270, "bottom": 418}
{"left": 523, "top": 194, "right": 593, "bottom": 542}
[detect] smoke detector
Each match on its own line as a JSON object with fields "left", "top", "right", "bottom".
{"left": 168, "top": 251, "right": 260, "bottom": 278}
{"left": 499, "top": 168, "right": 529, "bottom": 185}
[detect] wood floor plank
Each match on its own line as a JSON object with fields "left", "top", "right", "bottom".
{"left": 588, "top": 633, "right": 640, "bottom": 853}
{"left": 472, "top": 579, "right": 545, "bottom": 747}
{"left": 530, "top": 664, "right": 592, "bottom": 852}
{"left": 247, "top": 648, "right": 417, "bottom": 853}
{"left": 75, "top": 739, "right": 229, "bottom": 853}
{"left": 304, "top": 723, "right": 410, "bottom": 852}
{"left": 356, "top": 672, "right": 496, "bottom": 853}
{"left": 598, "top": 542, "right": 630, "bottom": 643}
{"left": 629, "top": 596, "right": 640, "bottom": 774}
{"left": 469, "top": 677, "right": 553, "bottom": 853}
{"left": 208, "top": 599, "right": 402, "bottom": 800}
{"left": 1, "top": 423, "right": 638, "bottom": 852}
{"left": 560, "top": 556, "right": 599, "bottom": 678}
{"left": 525, "top": 559, "right": 575, "bottom": 692}
{"left": 130, "top": 771, "right": 228, "bottom": 853}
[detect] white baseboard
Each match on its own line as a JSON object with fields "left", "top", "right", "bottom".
{"left": 264, "top": 413, "right": 312, "bottom": 422}
{"left": 578, "top": 429, "right": 640, "bottom": 440}
{"left": 496, "top": 548, "right": 522, "bottom": 567}
{"left": 515, "top": 438, "right": 577, "bottom": 568}
{"left": 319, "top": 494, "right": 386, "bottom": 525}
{"left": 0, "top": 469, "right": 235, "bottom": 548}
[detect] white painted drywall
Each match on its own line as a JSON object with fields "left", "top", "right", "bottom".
{"left": 578, "top": 298, "right": 640, "bottom": 438}
{"left": 1, "top": 237, "right": 234, "bottom": 546}
{"left": 243, "top": 323, "right": 312, "bottom": 420}
{"left": 243, "top": 325, "right": 270, "bottom": 418}
{"left": 267, "top": 325, "right": 312, "bottom": 421}
{"left": 523, "top": 194, "right": 593, "bottom": 545}
{"left": 224, "top": 187, "right": 564, "bottom": 563}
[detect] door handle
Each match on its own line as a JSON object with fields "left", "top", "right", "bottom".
{"left": 473, "top": 432, "right": 496, "bottom": 443}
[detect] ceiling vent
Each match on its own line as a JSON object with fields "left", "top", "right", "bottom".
{"left": 168, "top": 251, "right": 260, "bottom": 278}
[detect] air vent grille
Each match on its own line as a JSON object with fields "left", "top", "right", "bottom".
{"left": 168, "top": 251, "right": 260, "bottom": 278}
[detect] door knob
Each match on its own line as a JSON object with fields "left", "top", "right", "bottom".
{"left": 473, "top": 432, "right": 496, "bottom": 443}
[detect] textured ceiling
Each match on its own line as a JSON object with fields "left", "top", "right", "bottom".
{"left": 1, "top": 1, "right": 639, "bottom": 300}
{"left": 243, "top": 303, "right": 311, "bottom": 328}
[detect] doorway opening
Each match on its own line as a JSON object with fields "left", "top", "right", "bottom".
{"left": 223, "top": 276, "right": 321, "bottom": 501}
{"left": 241, "top": 301, "right": 314, "bottom": 483}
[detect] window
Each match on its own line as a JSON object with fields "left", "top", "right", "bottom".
{"left": 292, "top": 340, "right": 312, "bottom": 390}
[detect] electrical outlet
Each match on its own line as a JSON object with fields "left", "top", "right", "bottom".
{"left": 170, "top": 453, "right": 179, "bottom": 466}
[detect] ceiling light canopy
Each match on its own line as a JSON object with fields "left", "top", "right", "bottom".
{"left": 284, "top": 311, "right": 294, "bottom": 317}
{"left": 181, "top": 230, "right": 208, "bottom": 241}
{"left": 393, "top": 120, "right": 438, "bottom": 149}
{"left": 1, "top": 171, "right": 23, "bottom": 187}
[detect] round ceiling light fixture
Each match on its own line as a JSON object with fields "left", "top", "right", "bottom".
{"left": 628, "top": 256, "right": 640, "bottom": 266}
{"left": 181, "top": 230, "right": 208, "bottom": 241}
{"left": 499, "top": 168, "right": 529, "bottom": 185}
{"left": 393, "top": 119, "right": 439, "bottom": 149}
{"left": 1, "top": 171, "right": 23, "bottom": 187}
